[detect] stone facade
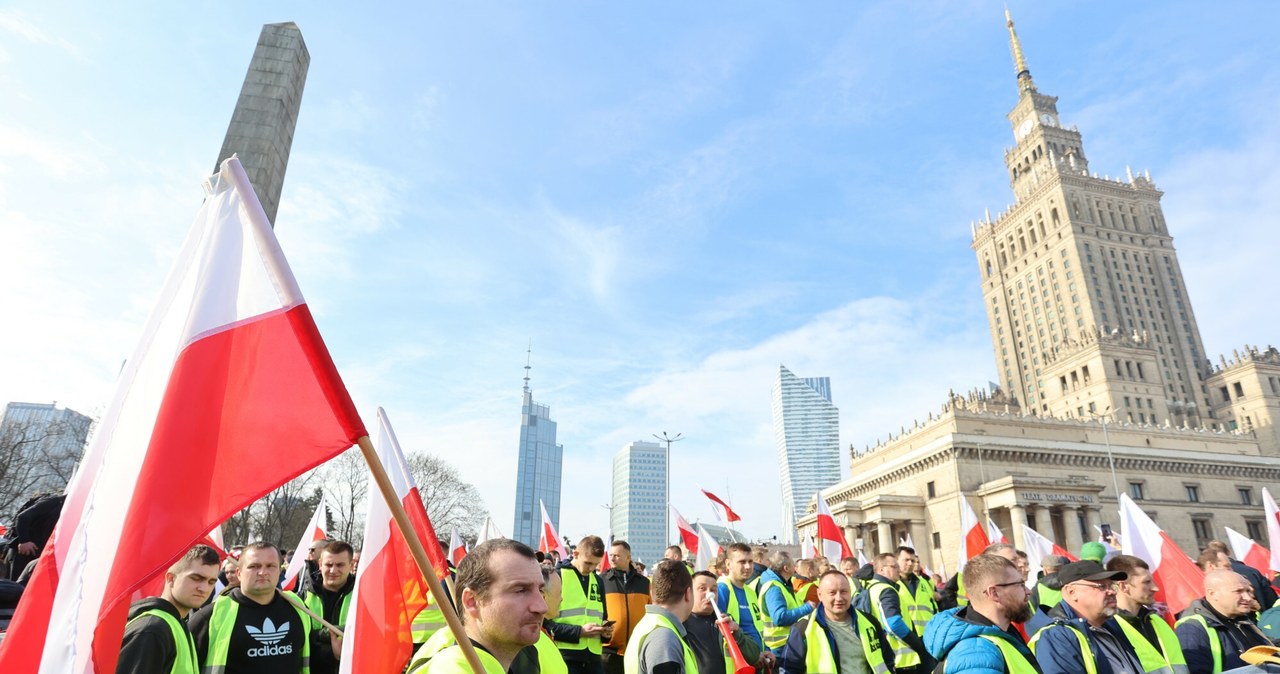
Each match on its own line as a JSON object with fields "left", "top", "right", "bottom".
{"left": 795, "top": 14, "right": 1280, "bottom": 575}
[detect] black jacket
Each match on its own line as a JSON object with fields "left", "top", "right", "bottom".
{"left": 117, "top": 597, "right": 192, "bottom": 674}
{"left": 300, "top": 574, "right": 356, "bottom": 674}
{"left": 1175, "top": 598, "right": 1271, "bottom": 673}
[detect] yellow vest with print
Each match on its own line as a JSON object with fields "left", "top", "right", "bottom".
{"left": 868, "top": 581, "right": 920, "bottom": 669}
{"left": 800, "top": 610, "right": 889, "bottom": 674}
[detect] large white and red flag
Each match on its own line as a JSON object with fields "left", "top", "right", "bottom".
{"left": 281, "top": 495, "right": 329, "bottom": 591}
{"left": 476, "top": 517, "right": 505, "bottom": 544}
{"left": 671, "top": 505, "right": 700, "bottom": 555}
{"left": 694, "top": 524, "right": 721, "bottom": 571}
{"left": 539, "top": 500, "right": 567, "bottom": 558}
{"left": 801, "top": 532, "right": 818, "bottom": 558}
{"left": 449, "top": 526, "right": 468, "bottom": 566}
{"left": 0, "top": 157, "right": 367, "bottom": 673}
{"left": 1120, "top": 493, "right": 1203, "bottom": 617}
{"left": 1264, "top": 488, "right": 1280, "bottom": 573}
{"left": 815, "top": 492, "right": 854, "bottom": 561}
{"left": 1021, "top": 525, "right": 1078, "bottom": 589}
{"left": 987, "top": 518, "right": 1009, "bottom": 545}
{"left": 1224, "top": 526, "right": 1272, "bottom": 577}
{"left": 957, "top": 495, "right": 990, "bottom": 571}
{"left": 701, "top": 489, "right": 742, "bottom": 522}
{"left": 339, "top": 408, "right": 450, "bottom": 674}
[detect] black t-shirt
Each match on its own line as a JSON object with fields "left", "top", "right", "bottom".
{"left": 191, "top": 590, "right": 308, "bottom": 674}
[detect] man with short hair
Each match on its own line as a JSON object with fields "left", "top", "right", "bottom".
{"left": 665, "top": 546, "right": 686, "bottom": 562}
{"left": 895, "top": 547, "right": 936, "bottom": 642}
{"left": 1176, "top": 568, "right": 1271, "bottom": 673}
{"left": 1196, "top": 549, "right": 1230, "bottom": 573}
{"left": 552, "top": 536, "right": 610, "bottom": 674}
{"left": 1105, "top": 555, "right": 1186, "bottom": 674}
{"left": 411, "top": 538, "right": 548, "bottom": 674}
{"left": 780, "top": 570, "right": 894, "bottom": 674}
{"left": 190, "top": 542, "right": 314, "bottom": 673}
{"left": 1027, "top": 560, "right": 1142, "bottom": 674}
{"left": 924, "top": 554, "right": 1039, "bottom": 673}
{"left": 117, "top": 545, "right": 221, "bottom": 674}
{"left": 757, "top": 550, "right": 817, "bottom": 654}
{"left": 1013, "top": 552, "right": 1030, "bottom": 584}
{"left": 793, "top": 559, "right": 818, "bottom": 604}
{"left": 299, "top": 540, "right": 356, "bottom": 674}
{"left": 716, "top": 542, "right": 764, "bottom": 650}
{"left": 1029, "top": 555, "right": 1066, "bottom": 612}
{"left": 684, "top": 570, "right": 765, "bottom": 674}
{"left": 1205, "top": 539, "right": 1277, "bottom": 609}
{"left": 538, "top": 567, "right": 570, "bottom": 674}
{"left": 603, "top": 540, "right": 651, "bottom": 674}
{"left": 866, "top": 553, "right": 932, "bottom": 673}
{"left": 625, "top": 560, "right": 698, "bottom": 674}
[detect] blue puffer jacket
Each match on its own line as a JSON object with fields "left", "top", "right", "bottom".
{"left": 925, "top": 607, "right": 1039, "bottom": 674}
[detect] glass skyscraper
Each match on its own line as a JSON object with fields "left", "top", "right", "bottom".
{"left": 512, "top": 365, "right": 564, "bottom": 548}
{"left": 610, "top": 440, "right": 666, "bottom": 565}
{"left": 772, "top": 365, "right": 840, "bottom": 544}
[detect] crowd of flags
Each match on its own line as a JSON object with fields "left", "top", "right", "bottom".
{"left": 6, "top": 156, "right": 1280, "bottom": 673}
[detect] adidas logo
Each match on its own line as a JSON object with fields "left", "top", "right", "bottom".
{"left": 245, "top": 618, "right": 294, "bottom": 657}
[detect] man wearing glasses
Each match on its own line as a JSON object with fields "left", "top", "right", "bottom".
{"left": 923, "top": 554, "right": 1040, "bottom": 673}
{"left": 1027, "top": 560, "right": 1143, "bottom": 674}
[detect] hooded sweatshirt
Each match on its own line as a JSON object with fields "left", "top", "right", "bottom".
{"left": 924, "top": 606, "right": 1038, "bottom": 674}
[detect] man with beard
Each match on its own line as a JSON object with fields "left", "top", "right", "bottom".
{"left": 1106, "top": 555, "right": 1186, "bottom": 673}
{"left": 923, "top": 554, "right": 1039, "bottom": 673}
{"left": 1027, "top": 561, "right": 1142, "bottom": 674}
{"left": 1176, "top": 569, "right": 1272, "bottom": 674}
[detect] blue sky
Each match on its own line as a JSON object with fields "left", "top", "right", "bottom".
{"left": 2, "top": 2, "right": 1278, "bottom": 548}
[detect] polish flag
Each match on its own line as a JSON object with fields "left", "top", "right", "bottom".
{"left": 856, "top": 548, "right": 869, "bottom": 566}
{"left": 695, "top": 524, "right": 721, "bottom": 572}
{"left": 815, "top": 492, "right": 854, "bottom": 561}
{"left": 1022, "top": 525, "right": 1078, "bottom": 589}
{"left": 339, "top": 408, "right": 450, "bottom": 674}
{"left": 1120, "top": 493, "right": 1203, "bottom": 617}
{"left": 672, "top": 506, "right": 700, "bottom": 555}
{"left": 957, "top": 496, "right": 990, "bottom": 570}
{"left": 801, "top": 532, "right": 818, "bottom": 558}
{"left": 197, "top": 524, "right": 228, "bottom": 560}
{"left": 476, "top": 517, "right": 505, "bottom": 544}
{"left": 987, "top": 518, "right": 1009, "bottom": 545}
{"left": 0, "top": 156, "right": 366, "bottom": 673}
{"left": 598, "top": 533, "right": 613, "bottom": 572}
{"left": 281, "top": 496, "right": 329, "bottom": 591}
{"left": 539, "top": 500, "right": 566, "bottom": 558}
{"left": 1264, "top": 488, "right": 1280, "bottom": 574}
{"left": 1225, "top": 526, "right": 1272, "bottom": 576}
{"left": 702, "top": 489, "right": 742, "bottom": 522}
{"left": 449, "top": 526, "right": 467, "bottom": 566}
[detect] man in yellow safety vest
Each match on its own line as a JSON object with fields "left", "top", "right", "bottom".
{"left": 551, "top": 536, "right": 611, "bottom": 674}
{"left": 117, "top": 545, "right": 221, "bottom": 674}
{"left": 779, "top": 569, "right": 894, "bottom": 674}
{"left": 625, "top": 560, "right": 700, "bottom": 674}
{"left": 924, "top": 553, "right": 1040, "bottom": 673}
{"left": 1106, "top": 555, "right": 1187, "bottom": 674}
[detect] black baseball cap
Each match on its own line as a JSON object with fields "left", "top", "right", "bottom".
{"left": 1058, "top": 560, "right": 1127, "bottom": 585}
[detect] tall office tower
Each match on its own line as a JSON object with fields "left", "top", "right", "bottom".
{"left": 0, "top": 402, "right": 94, "bottom": 499}
{"left": 214, "top": 22, "right": 310, "bottom": 226}
{"left": 972, "top": 11, "right": 1212, "bottom": 427}
{"left": 772, "top": 365, "right": 840, "bottom": 544}
{"left": 511, "top": 353, "right": 563, "bottom": 548}
{"left": 610, "top": 440, "right": 667, "bottom": 564}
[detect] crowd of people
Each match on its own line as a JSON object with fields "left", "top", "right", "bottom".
{"left": 7, "top": 522, "right": 1280, "bottom": 673}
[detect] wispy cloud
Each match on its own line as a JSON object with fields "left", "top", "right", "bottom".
{"left": 0, "top": 9, "right": 81, "bottom": 57}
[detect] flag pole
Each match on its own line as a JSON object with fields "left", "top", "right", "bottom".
{"left": 356, "top": 435, "right": 485, "bottom": 674}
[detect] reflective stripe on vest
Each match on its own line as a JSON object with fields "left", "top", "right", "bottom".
{"left": 623, "top": 612, "right": 699, "bottom": 674}
{"left": 1029, "top": 623, "right": 1097, "bottom": 674}
{"left": 801, "top": 611, "right": 889, "bottom": 674}
{"left": 302, "top": 589, "right": 352, "bottom": 631}
{"left": 717, "top": 579, "right": 764, "bottom": 645}
{"left": 897, "top": 577, "right": 936, "bottom": 636}
{"left": 203, "top": 592, "right": 311, "bottom": 674}
{"left": 757, "top": 578, "right": 802, "bottom": 649}
{"left": 976, "top": 634, "right": 1039, "bottom": 674}
{"left": 868, "top": 581, "right": 920, "bottom": 668}
{"left": 1114, "top": 613, "right": 1189, "bottom": 674}
{"left": 409, "top": 643, "right": 506, "bottom": 674}
{"left": 1175, "top": 614, "right": 1223, "bottom": 674}
{"left": 127, "top": 608, "right": 198, "bottom": 674}
{"left": 536, "top": 631, "right": 569, "bottom": 674}
{"left": 412, "top": 598, "right": 447, "bottom": 642}
{"left": 556, "top": 568, "right": 604, "bottom": 654}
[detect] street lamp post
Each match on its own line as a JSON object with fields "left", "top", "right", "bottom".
{"left": 1090, "top": 407, "right": 1122, "bottom": 500}
{"left": 653, "top": 431, "right": 683, "bottom": 547}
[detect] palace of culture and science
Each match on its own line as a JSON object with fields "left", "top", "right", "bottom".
{"left": 798, "top": 13, "right": 1280, "bottom": 574}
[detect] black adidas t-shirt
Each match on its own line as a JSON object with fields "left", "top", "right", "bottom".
{"left": 191, "top": 589, "right": 308, "bottom": 674}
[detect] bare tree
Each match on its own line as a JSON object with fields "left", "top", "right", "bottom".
{"left": 0, "top": 418, "right": 88, "bottom": 521}
{"left": 323, "top": 447, "right": 369, "bottom": 543}
{"left": 406, "top": 452, "right": 487, "bottom": 539}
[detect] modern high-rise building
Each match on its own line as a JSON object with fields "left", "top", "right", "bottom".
{"left": 796, "top": 13, "right": 1280, "bottom": 570}
{"left": 772, "top": 365, "right": 840, "bottom": 544}
{"left": 610, "top": 440, "right": 667, "bottom": 564}
{"left": 214, "top": 22, "right": 310, "bottom": 227}
{"left": 511, "top": 354, "right": 563, "bottom": 548}
{"left": 0, "top": 402, "right": 94, "bottom": 506}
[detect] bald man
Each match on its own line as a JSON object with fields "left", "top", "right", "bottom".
{"left": 1176, "top": 569, "right": 1271, "bottom": 673}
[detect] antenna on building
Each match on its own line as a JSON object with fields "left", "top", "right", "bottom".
{"left": 523, "top": 340, "right": 532, "bottom": 394}
{"left": 1005, "top": 8, "right": 1036, "bottom": 92}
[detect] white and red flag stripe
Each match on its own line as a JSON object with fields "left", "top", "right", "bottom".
{"left": 339, "top": 408, "right": 450, "bottom": 674}
{"left": 694, "top": 524, "right": 721, "bottom": 572}
{"left": 672, "top": 505, "right": 700, "bottom": 555}
{"left": 1225, "top": 526, "right": 1272, "bottom": 577}
{"left": 815, "top": 492, "right": 854, "bottom": 561}
{"left": 281, "top": 495, "right": 328, "bottom": 591}
{"left": 701, "top": 489, "right": 742, "bottom": 522}
{"left": 477, "top": 517, "right": 505, "bottom": 544}
{"left": 449, "top": 525, "right": 467, "bottom": 566}
{"left": 0, "top": 157, "right": 366, "bottom": 673}
{"left": 801, "top": 532, "right": 818, "bottom": 559}
{"left": 1021, "top": 525, "right": 1077, "bottom": 589}
{"left": 1120, "top": 493, "right": 1203, "bottom": 618}
{"left": 539, "top": 500, "right": 566, "bottom": 558}
{"left": 987, "top": 518, "right": 1009, "bottom": 545}
{"left": 1264, "top": 488, "right": 1280, "bottom": 574}
{"left": 957, "top": 495, "right": 990, "bottom": 570}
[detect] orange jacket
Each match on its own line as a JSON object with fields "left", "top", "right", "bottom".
{"left": 599, "top": 566, "right": 650, "bottom": 654}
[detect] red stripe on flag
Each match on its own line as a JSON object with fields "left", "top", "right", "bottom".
{"left": 346, "top": 517, "right": 431, "bottom": 673}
